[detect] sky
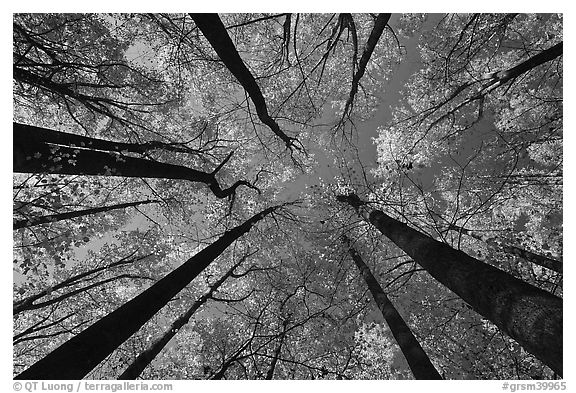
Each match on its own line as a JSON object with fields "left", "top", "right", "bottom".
{"left": 280, "top": 14, "right": 441, "bottom": 202}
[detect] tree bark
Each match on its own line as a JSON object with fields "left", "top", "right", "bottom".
{"left": 189, "top": 13, "right": 296, "bottom": 149}
{"left": 356, "top": 206, "right": 563, "bottom": 375}
{"left": 343, "top": 235, "right": 442, "bottom": 380}
{"left": 448, "top": 224, "right": 562, "bottom": 273}
{"left": 117, "top": 254, "right": 249, "bottom": 379}
{"left": 14, "top": 199, "right": 158, "bottom": 230}
{"left": 14, "top": 124, "right": 255, "bottom": 199}
{"left": 15, "top": 206, "right": 279, "bottom": 380}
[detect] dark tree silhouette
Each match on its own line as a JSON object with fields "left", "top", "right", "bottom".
{"left": 338, "top": 193, "right": 562, "bottom": 376}
{"left": 343, "top": 235, "right": 442, "bottom": 379}
{"left": 117, "top": 251, "right": 254, "bottom": 379}
{"left": 189, "top": 13, "right": 299, "bottom": 150}
{"left": 447, "top": 224, "right": 562, "bottom": 274}
{"left": 339, "top": 14, "right": 391, "bottom": 124}
{"left": 14, "top": 123, "right": 258, "bottom": 199}
{"left": 15, "top": 205, "right": 282, "bottom": 380}
{"left": 14, "top": 123, "right": 199, "bottom": 155}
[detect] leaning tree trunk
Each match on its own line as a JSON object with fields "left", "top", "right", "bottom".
{"left": 448, "top": 224, "right": 562, "bottom": 274}
{"left": 189, "top": 13, "right": 296, "bottom": 149}
{"left": 340, "top": 14, "right": 391, "bottom": 122}
{"left": 491, "top": 41, "right": 563, "bottom": 86}
{"left": 15, "top": 205, "right": 279, "bottom": 380}
{"left": 14, "top": 199, "right": 158, "bottom": 230}
{"left": 343, "top": 236, "right": 442, "bottom": 380}
{"left": 13, "top": 122, "right": 194, "bottom": 154}
{"left": 117, "top": 254, "right": 250, "bottom": 379}
{"left": 13, "top": 124, "right": 254, "bottom": 198}
{"left": 265, "top": 319, "right": 289, "bottom": 380}
{"left": 338, "top": 194, "right": 562, "bottom": 376}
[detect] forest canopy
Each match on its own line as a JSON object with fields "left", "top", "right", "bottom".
{"left": 13, "top": 13, "right": 563, "bottom": 380}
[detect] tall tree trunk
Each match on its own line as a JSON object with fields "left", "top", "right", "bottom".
{"left": 14, "top": 199, "right": 158, "bottom": 230}
{"left": 117, "top": 253, "right": 250, "bottom": 379}
{"left": 265, "top": 320, "right": 288, "bottom": 380}
{"left": 14, "top": 122, "right": 195, "bottom": 154}
{"left": 189, "top": 13, "right": 297, "bottom": 150}
{"left": 343, "top": 235, "right": 442, "bottom": 380}
{"left": 340, "top": 14, "right": 391, "bottom": 121}
{"left": 493, "top": 41, "right": 563, "bottom": 85}
{"left": 13, "top": 124, "right": 256, "bottom": 198}
{"left": 14, "top": 253, "right": 149, "bottom": 315}
{"left": 338, "top": 194, "right": 562, "bottom": 376}
{"left": 448, "top": 224, "right": 562, "bottom": 273}
{"left": 15, "top": 206, "right": 280, "bottom": 380}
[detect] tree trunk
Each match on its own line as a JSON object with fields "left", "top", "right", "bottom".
{"left": 15, "top": 206, "right": 279, "bottom": 380}
{"left": 343, "top": 236, "right": 443, "bottom": 380}
{"left": 14, "top": 122, "right": 195, "bottom": 155}
{"left": 341, "top": 14, "right": 391, "bottom": 121}
{"left": 189, "top": 13, "right": 296, "bottom": 149}
{"left": 117, "top": 254, "right": 249, "bottom": 379}
{"left": 14, "top": 124, "right": 255, "bottom": 198}
{"left": 14, "top": 199, "right": 158, "bottom": 230}
{"left": 265, "top": 320, "right": 288, "bottom": 380}
{"left": 448, "top": 224, "right": 562, "bottom": 274}
{"left": 495, "top": 42, "right": 562, "bottom": 85}
{"left": 354, "top": 205, "right": 563, "bottom": 375}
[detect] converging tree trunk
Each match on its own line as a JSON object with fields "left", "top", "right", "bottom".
{"left": 340, "top": 14, "right": 391, "bottom": 122}
{"left": 14, "top": 122, "right": 196, "bottom": 155}
{"left": 14, "top": 199, "right": 159, "bottom": 230}
{"left": 15, "top": 205, "right": 280, "bottom": 380}
{"left": 14, "top": 124, "right": 257, "bottom": 199}
{"left": 448, "top": 224, "right": 562, "bottom": 274}
{"left": 342, "top": 235, "right": 442, "bottom": 380}
{"left": 265, "top": 319, "right": 289, "bottom": 380}
{"left": 338, "top": 194, "right": 562, "bottom": 376}
{"left": 189, "top": 13, "right": 298, "bottom": 150}
{"left": 486, "top": 41, "right": 563, "bottom": 87}
{"left": 117, "top": 253, "right": 251, "bottom": 379}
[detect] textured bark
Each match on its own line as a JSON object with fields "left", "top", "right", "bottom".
{"left": 14, "top": 124, "right": 254, "bottom": 199}
{"left": 15, "top": 206, "right": 278, "bottom": 380}
{"left": 14, "top": 199, "right": 158, "bottom": 230}
{"left": 367, "top": 209, "right": 562, "bottom": 376}
{"left": 189, "top": 13, "right": 296, "bottom": 149}
{"left": 448, "top": 224, "right": 562, "bottom": 273}
{"left": 343, "top": 236, "right": 442, "bottom": 380}
{"left": 118, "top": 255, "right": 248, "bottom": 379}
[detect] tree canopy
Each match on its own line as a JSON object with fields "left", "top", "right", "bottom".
{"left": 13, "top": 13, "right": 562, "bottom": 380}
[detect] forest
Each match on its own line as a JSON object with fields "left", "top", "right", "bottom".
{"left": 13, "top": 13, "right": 563, "bottom": 380}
